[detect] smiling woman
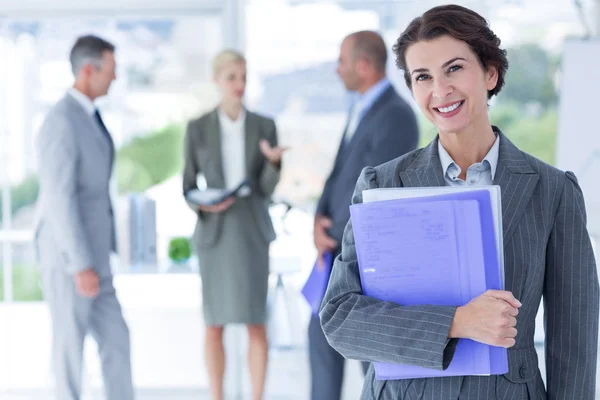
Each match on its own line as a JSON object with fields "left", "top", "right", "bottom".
{"left": 318, "top": 4, "right": 599, "bottom": 400}
{"left": 392, "top": 7, "right": 509, "bottom": 179}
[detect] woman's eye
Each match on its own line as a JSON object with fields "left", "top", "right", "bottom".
{"left": 415, "top": 74, "right": 430, "bottom": 82}
{"left": 448, "top": 65, "right": 462, "bottom": 73}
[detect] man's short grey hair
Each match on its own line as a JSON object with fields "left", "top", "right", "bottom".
{"left": 69, "top": 35, "right": 115, "bottom": 76}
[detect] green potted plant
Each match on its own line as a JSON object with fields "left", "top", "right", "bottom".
{"left": 168, "top": 237, "right": 192, "bottom": 265}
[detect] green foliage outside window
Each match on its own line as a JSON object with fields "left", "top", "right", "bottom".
{"left": 116, "top": 123, "right": 185, "bottom": 194}
{"left": 0, "top": 265, "right": 44, "bottom": 301}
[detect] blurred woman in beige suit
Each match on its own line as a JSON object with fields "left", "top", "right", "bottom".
{"left": 182, "top": 50, "right": 286, "bottom": 400}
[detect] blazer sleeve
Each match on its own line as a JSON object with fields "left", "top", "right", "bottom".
{"left": 544, "top": 171, "right": 599, "bottom": 399}
{"left": 182, "top": 120, "right": 203, "bottom": 218}
{"left": 36, "top": 116, "right": 94, "bottom": 274}
{"left": 365, "top": 103, "right": 419, "bottom": 168}
{"left": 319, "top": 166, "right": 459, "bottom": 370}
{"left": 316, "top": 169, "right": 335, "bottom": 218}
{"left": 256, "top": 118, "right": 281, "bottom": 197}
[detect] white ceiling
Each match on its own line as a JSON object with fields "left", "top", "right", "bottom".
{"left": 0, "top": 0, "right": 223, "bottom": 16}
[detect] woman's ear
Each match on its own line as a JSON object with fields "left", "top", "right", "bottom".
{"left": 486, "top": 65, "right": 499, "bottom": 92}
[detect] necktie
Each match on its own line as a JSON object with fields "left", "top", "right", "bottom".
{"left": 94, "top": 109, "right": 115, "bottom": 166}
{"left": 341, "top": 101, "right": 363, "bottom": 150}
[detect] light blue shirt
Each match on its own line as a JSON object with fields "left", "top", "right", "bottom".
{"left": 342, "top": 78, "right": 391, "bottom": 145}
{"left": 356, "top": 77, "right": 391, "bottom": 118}
{"left": 346, "top": 77, "right": 391, "bottom": 119}
{"left": 438, "top": 133, "right": 500, "bottom": 186}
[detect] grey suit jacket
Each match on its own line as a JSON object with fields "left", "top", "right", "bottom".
{"left": 316, "top": 85, "right": 419, "bottom": 244}
{"left": 182, "top": 108, "right": 280, "bottom": 248}
{"left": 34, "top": 93, "right": 116, "bottom": 277}
{"left": 320, "top": 131, "right": 599, "bottom": 399}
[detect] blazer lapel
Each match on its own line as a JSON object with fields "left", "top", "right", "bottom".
{"left": 63, "top": 94, "right": 117, "bottom": 178}
{"left": 399, "top": 137, "right": 446, "bottom": 188}
{"left": 244, "top": 111, "right": 258, "bottom": 177}
{"left": 64, "top": 95, "right": 109, "bottom": 156}
{"left": 207, "top": 110, "right": 226, "bottom": 188}
{"left": 493, "top": 132, "right": 539, "bottom": 243}
{"left": 336, "top": 86, "right": 395, "bottom": 169}
{"left": 358, "top": 86, "right": 394, "bottom": 126}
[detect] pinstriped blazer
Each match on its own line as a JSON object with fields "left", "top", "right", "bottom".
{"left": 320, "top": 129, "right": 599, "bottom": 399}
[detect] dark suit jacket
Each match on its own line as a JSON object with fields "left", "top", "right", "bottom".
{"left": 320, "top": 130, "right": 599, "bottom": 399}
{"left": 316, "top": 85, "right": 419, "bottom": 244}
{"left": 182, "top": 108, "right": 280, "bottom": 248}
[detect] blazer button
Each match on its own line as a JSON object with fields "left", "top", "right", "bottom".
{"left": 519, "top": 366, "right": 528, "bottom": 379}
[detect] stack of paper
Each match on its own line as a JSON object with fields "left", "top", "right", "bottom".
{"left": 350, "top": 187, "right": 508, "bottom": 380}
{"left": 184, "top": 179, "right": 250, "bottom": 206}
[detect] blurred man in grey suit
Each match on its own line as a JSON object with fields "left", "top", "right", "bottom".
{"left": 310, "top": 30, "right": 419, "bottom": 400}
{"left": 34, "top": 35, "right": 133, "bottom": 400}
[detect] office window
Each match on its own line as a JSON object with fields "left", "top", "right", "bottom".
{"left": 0, "top": 245, "right": 4, "bottom": 302}
{"left": 0, "top": 14, "right": 223, "bottom": 301}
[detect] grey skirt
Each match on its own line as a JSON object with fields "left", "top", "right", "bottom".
{"left": 197, "top": 197, "right": 269, "bottom": 326}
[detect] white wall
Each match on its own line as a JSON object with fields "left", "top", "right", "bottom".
{"left": 556, "top": 39, "right": 600, "bottom": 236}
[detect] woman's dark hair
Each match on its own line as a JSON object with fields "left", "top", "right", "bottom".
{"left": 392, "top": 5, "right": 508, "bottom": 99}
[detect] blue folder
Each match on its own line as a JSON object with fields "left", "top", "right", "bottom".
{"left": 301, "top": 252, "right": 332, "bottom": 315}
{"left": 349, "top": 189, "right": 508, "bottom": 380}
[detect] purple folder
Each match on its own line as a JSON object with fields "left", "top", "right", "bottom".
{"left": 349, "top": 189, "right": 508, "bottom": 380}
{"left": 301, "top": 252, "right": 332, "bottom": 315}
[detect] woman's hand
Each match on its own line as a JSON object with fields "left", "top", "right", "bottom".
{"left": 259, "top": 139, "right": 288, "bottom": 166}
{"left": 197, "top": 197, "right": 235, "bottom": 213}
{"left": 449, "top": 290, "right": 521, "bottom": 348}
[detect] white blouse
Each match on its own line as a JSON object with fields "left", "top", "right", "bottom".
{"left": 218, "top": 108, "right": 247, "bottom": 191}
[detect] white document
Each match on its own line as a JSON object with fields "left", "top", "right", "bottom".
{"left": 362, "top": 185, "right": 504, "bottom": 288}
{"left": 185, "top": 179, "right": 250, "bottom": 206}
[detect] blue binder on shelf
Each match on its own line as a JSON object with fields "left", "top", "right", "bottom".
{"left": 349, "top": 187, "right": 508, "bottom": 380}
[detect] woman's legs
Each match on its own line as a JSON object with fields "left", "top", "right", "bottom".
{"left": 205, "top": 326, "right": 225, "bottom": 400}
{"left": 247, "top": 324, "right": 268, "bottom": 400}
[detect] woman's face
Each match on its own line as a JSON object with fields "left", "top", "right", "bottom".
{"left": 405, "top": 35, "right": 498, "bottom": 135}
{"left": 215, "top": 61, "right": 246, "bottom": 104}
